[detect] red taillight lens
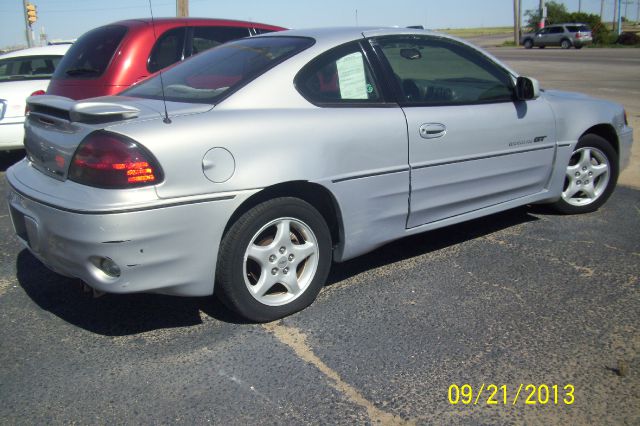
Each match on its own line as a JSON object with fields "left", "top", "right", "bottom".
{"left": 576, "top": 33, "right": 582, "bottom": 39}
{"left": 68, "top": 131, "right": 163, "bottom": 188}
{"left": 25, "top": 90, "right": 46, "bottom": 115}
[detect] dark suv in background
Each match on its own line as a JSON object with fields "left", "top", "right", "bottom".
{"left": 47, "top": 18, "right": 284, "bottom": 100}
{"left": 521, "top": 23, "right": 592, "bottom": 49}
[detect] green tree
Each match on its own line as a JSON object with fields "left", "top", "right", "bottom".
{"left": 524, "top": 1, "right": 568, "bottom": 29}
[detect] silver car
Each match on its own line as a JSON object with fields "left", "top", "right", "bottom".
{"left": 7, "top": 27, "right": 633, "bottom": 321}
{"left": 521, "top": 23, "right": 593, "bottom": 49}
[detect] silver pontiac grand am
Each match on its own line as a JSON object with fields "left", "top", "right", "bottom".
{"left": 7, "top": 27, "right": 633, "bottom": 321}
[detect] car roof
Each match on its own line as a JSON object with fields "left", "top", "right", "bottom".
{"left": 548, "top": 23, "right": 589, "bottom": 26}
{"left": 0, "top": 44, "right": 71, "bottom": 59}
{"left": 259, "top": 26, "right": 456, "bottom": 50}
{"left": 107, "top": 17, "right": 284, "bottom": 30}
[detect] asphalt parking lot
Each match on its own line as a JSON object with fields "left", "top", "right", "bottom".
{"left": 1, "top": 48, "right": 638, "bottom": 424}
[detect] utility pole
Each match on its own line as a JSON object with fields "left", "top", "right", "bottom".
{"left": 600, "top": 0, "right": 605, "bottom": 20}
{"left": 614, "top": 0, "right": 619, "bottom": 32}
{"left": 539, "top": 0, "right": 545, "bottom": 29}
{"left": 578, "top": 0, "right": 582, "bottom": 13}
{"left": 176, "top": 0, "right": 188, "bottom": 17}
{"left": 513, "top": 0, "right": 520, "bottom": 45}
{"left": 617, "top": 0, "right": 623, "bottom": 34}
{"left": 636, "top": 0, "right": 639, "bottom": 24}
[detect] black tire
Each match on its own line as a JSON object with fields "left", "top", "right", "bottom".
{"left": 215, "top": 197, "right": 332, "bottom": 322}
{"left": 550, "top": 134, "right": 618, "bottom": 214}
{"left": 561, "top": 39, "right": 571, "bottom": 49}
{"left": 523, "top": 39, "right": 533, "bottom": 49}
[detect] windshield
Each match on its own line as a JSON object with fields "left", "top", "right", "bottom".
{"left": 53, "top": 25, "right": 127, "bottom": 80}
{"left": 0, "top": 55, "right": 63, "bottom": 81}
{"left": 123, "top": 36, "right": 314, "bottom": 104}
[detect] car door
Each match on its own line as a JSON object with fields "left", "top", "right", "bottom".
{"left": 548, "top": 26, "right": 565, "bottom": 46}
{"left": 535, "top": 27, "right": 551, "bottom": 46}
{"left": 370, "top": 35, "right": 557, "bottom": 228}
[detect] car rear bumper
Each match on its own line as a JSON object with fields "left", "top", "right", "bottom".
{"left": 6, "top": 175, "right": 256, "bottom": 297}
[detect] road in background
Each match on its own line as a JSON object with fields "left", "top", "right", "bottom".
{"left": 0, "top": 49, "right": 638, "bottom": 424}
{"left": 488, "top": 47, "right": 640, "bottom": 189}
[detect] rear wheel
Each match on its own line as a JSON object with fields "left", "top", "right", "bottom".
{"left": 551, "top": 134, "right": 618, "bottom": 214}
{"left": 561, "top": 39, "right": 571, "bottom": 49}
{"left": 216, "top": 197, "right": 332, "bottom": 322}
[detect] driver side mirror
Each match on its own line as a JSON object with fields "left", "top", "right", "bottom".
{"left": 515, "top": 76, "right": 540, "bottom": 100}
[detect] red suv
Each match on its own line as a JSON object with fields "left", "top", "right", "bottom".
{"left": 47, "top": 18, "right": 284, "bottom": 100}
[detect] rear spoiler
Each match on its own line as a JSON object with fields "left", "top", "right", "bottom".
{"left": 27, "top": 95, "right": 140, "bottom": 124}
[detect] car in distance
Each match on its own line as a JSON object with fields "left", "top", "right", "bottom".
{"left": 521, "top": 23, "right": 593, "bottom": 49}
{"left": 46, "top": 18, "right": 284, "bottom": 100}
{"left": 0, "top": 44, "right": 70, "bottom": 150}
{"left": 8, "top": 27, "right": 633, "bottom": 321}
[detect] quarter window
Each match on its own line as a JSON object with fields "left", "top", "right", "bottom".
{"left": 375, "top": 36, "right": 514, "bottom": 105}
{"left": 296, "top": 42, "right": 381, "bottom": 104}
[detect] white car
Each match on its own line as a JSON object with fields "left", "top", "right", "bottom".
{"left": 0, "top": 44, "right": 70, "bottom": 150}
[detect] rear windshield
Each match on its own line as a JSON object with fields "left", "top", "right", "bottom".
{"left": 123, "top": 36, "right": 314, "bottom": 104}
{"left": 566, "top": 25, "right": 590, "bottom": 32}
{"left": 0, "top": 55, "right": 63, "bottom": 81}
{"left": 52, "top": 25, "right": 127, "bottom": 80}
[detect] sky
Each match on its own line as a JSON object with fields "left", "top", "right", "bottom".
{"left": 1, "top": 0, "right": 638, "bottom": 48}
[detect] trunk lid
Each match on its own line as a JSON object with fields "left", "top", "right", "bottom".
{"left": 23, "top": 94, "right": 211, "bottom": 181}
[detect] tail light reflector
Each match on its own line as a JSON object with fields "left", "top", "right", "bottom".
{"left": 68, "top": 131, "right": 163, "bottom": 188}
{"left": 25, "top": 90, "right": 46, "bottom": 115}
{"left": 576, "top": 33, "right": 582, "bottom": 39}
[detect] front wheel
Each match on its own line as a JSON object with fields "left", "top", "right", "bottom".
{"left": 216, "top": 197, "right": 332, "bottom": 322}
{"left": 523, "top": 39, "right": 533, "bottom": 49}
{"left": 550, "top": 134, "right": 618, "bottom": 214}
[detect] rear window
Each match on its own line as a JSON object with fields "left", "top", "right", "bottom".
{"left": 53, "top": 25, "right": 127, "bottom": 80}
{"left": 0, "top": 55, "right": 63, "bottom": 81}
{"left": 123, "top": 36, "right": 314, "bottom": 104}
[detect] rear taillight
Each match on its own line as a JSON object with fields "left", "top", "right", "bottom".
{"left": 25, "top": 90, "right": 46, "bottom": 115}
{"left": 575, "top": 33, "right": 582, "bottom": 39}
{"left": 68, "top": 131, "right": 163, "bottom": 189}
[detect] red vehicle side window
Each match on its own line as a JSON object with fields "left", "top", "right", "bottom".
{"left": 190, "top": 26, "right": 251, "bottom": 55}
{"left": 147, "top": 27, "right": 186, "bottom": 73}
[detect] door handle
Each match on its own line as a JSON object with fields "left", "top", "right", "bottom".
{"left": 419, "top": 123, "right": 446, "bottom": 139}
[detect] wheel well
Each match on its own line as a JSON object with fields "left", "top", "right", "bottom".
{"left": 223, "top": 181, "right": 343, "bottom": 248}
{"left": 582, "top": 124, "right": 619, "bottom": 155}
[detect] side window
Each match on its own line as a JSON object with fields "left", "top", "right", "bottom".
{"left": 253, "top": 28, "right": 276, "bottom": 35}
{"left": 375, "top": 36, "right": 514, "bottom": 105}
{"left": 296, "top": 42, "right": 381, "bottom": 104}
{"left": 550, "top": 27, "right": 564, "bottom": 34}
{"left": 538, "top": 28, "right": 550, "bottom": 35}
{"left": 148, "top": 27, "right": 186, "bottom": 73}
{"left": 190, "top": 26, "right": 250, "bottom": 55}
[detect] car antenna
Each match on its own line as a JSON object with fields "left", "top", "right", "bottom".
{"left": 148, "top": 0, "right": 171, "bottom": 124}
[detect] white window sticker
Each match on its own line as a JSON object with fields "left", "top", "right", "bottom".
{"left": 336, "top": 52, "right": 368, "bottom": 100}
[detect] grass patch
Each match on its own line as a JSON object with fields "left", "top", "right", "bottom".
{"left": 436, "top": 26, "right": 512, "bottom": 37}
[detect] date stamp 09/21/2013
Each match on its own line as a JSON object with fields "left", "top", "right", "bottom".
{"left": 448, "top": 384, "right": 575, "bottom": 406}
